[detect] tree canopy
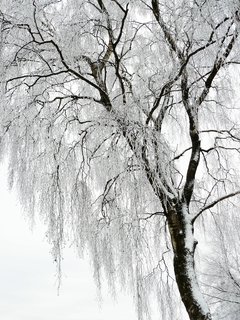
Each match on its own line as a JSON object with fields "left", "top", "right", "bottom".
{"left": 1, "top": 1, "right": 240, "bottom": 319}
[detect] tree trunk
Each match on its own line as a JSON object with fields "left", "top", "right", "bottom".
{"left": 167, "top": 202, "right": 212, "bottom": 320}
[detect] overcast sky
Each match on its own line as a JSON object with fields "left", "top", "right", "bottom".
{"left": 0, "top": 164, "right": 139, "bottom": 320}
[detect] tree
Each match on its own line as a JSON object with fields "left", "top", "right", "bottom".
{"left": 1, "top": 0, "right": 240, "bottom": 319}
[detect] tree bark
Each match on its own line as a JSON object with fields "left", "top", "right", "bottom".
{"left": 167, "top": 202, "right": 212, "bottom": 320}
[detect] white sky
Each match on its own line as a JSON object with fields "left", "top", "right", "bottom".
{"left": 0, "top": 165, "right": 138, "bottom": 320}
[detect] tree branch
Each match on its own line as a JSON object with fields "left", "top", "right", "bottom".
{"left": 151, "top": 0, "right": 184, "bottom": 61}
{"left": 193, "top": 191, "right": 240, "bottom": 222}
{"left": 197, "top": 27, "right": 238, "bottom": 105}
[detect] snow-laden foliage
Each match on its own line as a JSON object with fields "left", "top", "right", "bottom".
{"left": 1, "top": 1, "right": 240, "bottom": 319}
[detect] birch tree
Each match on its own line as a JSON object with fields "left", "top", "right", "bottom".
{"left": 1, "top": 1, "right": 240, "bottom": 319}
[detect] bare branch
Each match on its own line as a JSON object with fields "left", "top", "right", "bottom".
{"left": 171, "top": 147, "right": 192, "bottom": 161}
{"left": 193, "top": 191, "right": 240, "bottom": 222}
